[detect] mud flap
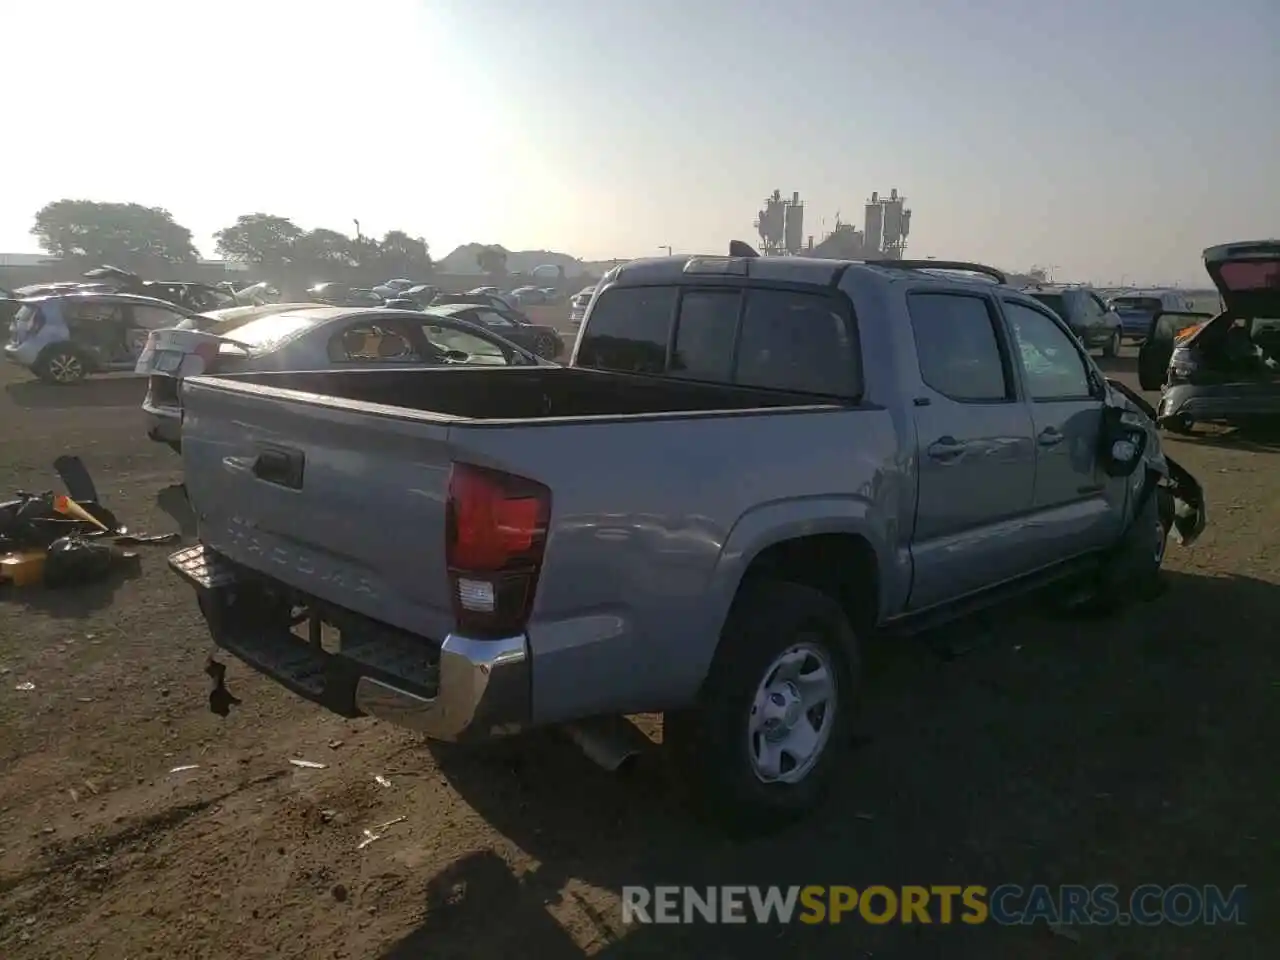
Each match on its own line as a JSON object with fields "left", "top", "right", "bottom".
{"left": 1163, "top": 455, "right": 1207, "bottom": 546}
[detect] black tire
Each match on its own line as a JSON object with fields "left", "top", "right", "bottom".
{"left": 1090, "top": 482, "right": 1168, "bottom": 612}
{"left": 1162, "top": 414, "right": 1195, "bottom": 435}
{"left": 36, "top": 345, "right": 88, "bottom": 385}
{"left": 665, "top": 579, "right": 859, "bottom": 836}
{"left": 1103, "top": 329, "right": 1121, "bottom": 358}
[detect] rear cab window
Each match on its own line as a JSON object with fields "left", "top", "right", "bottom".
{"left": 575, "top": 284, "right": 860, "bottom": 397}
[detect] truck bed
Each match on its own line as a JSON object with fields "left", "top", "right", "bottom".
{"left": 214, "top": 366, "right": 846, "bottom": 422}
{"left": 178, "top": 366, "right": 894, "bottom": 722}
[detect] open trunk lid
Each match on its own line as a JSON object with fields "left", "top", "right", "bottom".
{"left": 1204, "top": 240, "right": 1280, "bottom": 318}
{"left": 179, "top": 376, "right": 460, "bottom": 640}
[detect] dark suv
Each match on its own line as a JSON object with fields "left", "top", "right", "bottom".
{"left": 1023, "top": 285, "right": 1123, "bottom": 357}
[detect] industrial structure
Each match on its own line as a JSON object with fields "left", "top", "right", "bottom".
{"left": 752, "top": 187, "right": 912, "bottom": 260}
{"left": 753, "top": 190, "right": 806, "bottom": 256}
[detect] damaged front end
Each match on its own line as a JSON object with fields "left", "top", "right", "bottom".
{"left": 1104, "top": 378, "right": 1207, "bottom": 546}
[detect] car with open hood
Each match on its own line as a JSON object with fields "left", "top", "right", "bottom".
{"left": 135, "top": 305, "right": 551, "bottom": 450}
{"left": 1149, "top": 240, "right": 1280, "bottom": 432}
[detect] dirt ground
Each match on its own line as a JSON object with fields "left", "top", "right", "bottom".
{"left": 0, "top": 349, "right": 1276, "bottom": 960}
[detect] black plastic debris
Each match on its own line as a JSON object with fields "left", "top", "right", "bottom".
{"left": 42, "top": 536, "right": 139, "bottom": 589}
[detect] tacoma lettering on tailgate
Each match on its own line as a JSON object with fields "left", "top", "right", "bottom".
{"left": 225, "top": 516, "right": 379, "bottom": 599}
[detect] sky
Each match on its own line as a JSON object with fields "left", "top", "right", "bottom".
{"left": 4, "top": 0, "right": 1277, "bottom": 285}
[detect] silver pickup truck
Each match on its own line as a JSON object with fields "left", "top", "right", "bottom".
{"left": 169, "top": 250, "right": 1206, "bottom": 833}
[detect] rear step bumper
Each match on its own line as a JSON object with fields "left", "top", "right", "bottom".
{"left": 168, "top": 544, "right": 529, "bottom": 741}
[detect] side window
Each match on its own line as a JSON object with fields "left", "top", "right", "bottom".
{"left": 327, "top": 323, "right": 417, "bottom": 363}
{"left": 906, "top": 293, "right": 1010, "bottom": 401}
{"left": 132, "top": 305, "right": 187, "bottom": 330}
{"left": 1002, "top": 301, "right": 1093, "bottom": 400}
{"left": 735, "top": 290, "right": 859, "bottom": 396}
{"left": 64, "top": 301, "right": 125, "bottom": 327}
{"left": 575, "top": 286, "right": 677, "bottom": 373}
{"left": 475, "top": 311, "right": 515, "bottom": 328}
{"left": 670, "top": 290, "right": 739, "bottom": 382}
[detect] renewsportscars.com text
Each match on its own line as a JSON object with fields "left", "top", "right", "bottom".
{"left": 621, "top": 884, "right": 1248, "bottom": 927}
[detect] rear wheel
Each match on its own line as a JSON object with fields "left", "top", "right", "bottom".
{"left": 36, "top": 346, "right": 88, "bottom": 385}
{"left": 665, "top": 580, "right": 859, "bottom": 835}
{"left": 1103, "top": 329, "right": 1121, "bottom": 358}
{"left": 1163, "top": 413, "right": 1195, "bottom": 435}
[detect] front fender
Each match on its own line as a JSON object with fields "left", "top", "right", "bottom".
{"left": 1105, "top": 377, "right": 1207, "bottom": 545}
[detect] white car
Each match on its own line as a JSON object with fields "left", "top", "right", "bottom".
{"left": 568, "top": 285, "right": 596, "bottom": 326}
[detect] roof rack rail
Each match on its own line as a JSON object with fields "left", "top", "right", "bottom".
{"left": 863, "top": 259, "right": 1007, "bottom": 286}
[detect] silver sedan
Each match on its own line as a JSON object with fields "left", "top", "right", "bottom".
{"left": 137, "top": 306, "right": 551, "bottom": 450}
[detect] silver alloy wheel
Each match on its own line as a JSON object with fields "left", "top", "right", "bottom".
{"left": 747, "top": 639, "right": 837, "bottom": 785}
{"left": 47, "top": 352, "right": 83, "bottom": 383}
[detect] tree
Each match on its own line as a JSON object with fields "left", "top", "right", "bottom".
{"left": 476, "top": 245, "right": 508, "bottom": 276}
{"left": 31, "top": 199, "right": 198, "bottom": 265}
{"left": 213, "top": 213, "right": 304, "bottom": 266}
{"left": 375, "top": 230, "right": 432, "bottom": 278}
{"left": 295, "top": 228, "right": 357, "bottom": 269}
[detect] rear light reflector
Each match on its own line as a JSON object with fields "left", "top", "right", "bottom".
{"left": 445, "top": 462, "right": 551, "bottom": 638}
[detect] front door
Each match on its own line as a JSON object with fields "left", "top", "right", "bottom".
{"left": 904, "top": 290, "right": 1037, "bottom": 610}
{"left": 999, "top": 298, "right": 1121, "bottom": 563}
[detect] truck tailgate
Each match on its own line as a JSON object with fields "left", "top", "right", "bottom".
{"left": 180, "top": 377, "right": 457, "bottom": 640}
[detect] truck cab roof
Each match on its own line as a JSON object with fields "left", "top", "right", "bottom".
{"left": 608, "top": 252, "right": 1008, "bottom": 296}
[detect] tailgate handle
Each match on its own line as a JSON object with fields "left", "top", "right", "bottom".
{"left": 252, "top": 447, "right": 305, "bottom": 489}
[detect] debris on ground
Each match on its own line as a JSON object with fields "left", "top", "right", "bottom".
{"left": 289, "top": 759, "right": 327, "bottom": 770}
{"left": 374, "top": 775, "right": 392, "bottom": 788}
{"left": 169, "top": 765, "right": 200, "bottom": 774}
{"left": 357, "top": 816, "right": 407, "bottom": 850}
{"left": 0, "top": 456, "right": 180, "bottom": 591}
{"left": 14, "top": 681, "right": 35, "bottom": 691}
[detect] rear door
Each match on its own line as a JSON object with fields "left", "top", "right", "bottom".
{"left": 904, "top": 290, "right": 1038, "bottom": 609}
{"left": 998, "top": 297, "right": 1121, "bottom": 563}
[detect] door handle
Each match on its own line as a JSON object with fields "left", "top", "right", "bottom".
{"left": 252, "top": 446, "right": 305, "bottom": 489}
{"left": 927, "top": 436, "right": 966, "bottom": 461}
{"left": 1037, "top": 427, "right": 1065, "bottom": 447}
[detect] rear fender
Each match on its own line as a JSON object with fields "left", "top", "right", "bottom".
{"left": 699, "top": 498, "right": 893, "bottom": 680}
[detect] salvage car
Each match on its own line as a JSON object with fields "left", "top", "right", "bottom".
{"left": 166, "top": 248, "right": 1206, "bottom": 834}
{"left": 5, "top": 291, "right": 205, "bottom": 383}
{"left": 1154, "top": 240, "right": 1280, "bottom": 433}
{"left": 426, "top": 302, "right": 563, "bottom": 359}
{"left": 1136, "top": 310, "right": 1214, "bottom": 391}
{"left": 305, "top": 282, "right": 385, "bottom": 307}
{"left": 1023, "top": 284, "right": 1124, "bottom": 357}
{"left": 136, "top": 305, "right": 550, "bottom": 450}
{"left": 568, "top": 284, "right": 596, "bottom": 326}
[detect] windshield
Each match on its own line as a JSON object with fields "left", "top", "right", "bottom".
{"left": 222, "top": 313, "right": 322, "bottom": 350}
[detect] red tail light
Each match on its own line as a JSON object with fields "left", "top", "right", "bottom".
{"left": 445, "top": 462, "right": 551, "bottom": 638}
